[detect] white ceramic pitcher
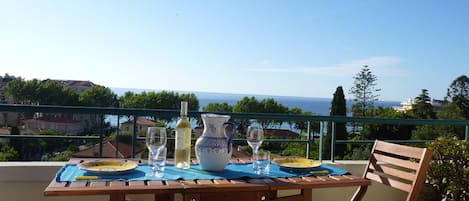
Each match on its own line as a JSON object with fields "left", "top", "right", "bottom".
{"left": 195, "top": 114, "right": 236, "bottom": 171}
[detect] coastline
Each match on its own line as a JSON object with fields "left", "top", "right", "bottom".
{"left": 111, "top": 87, "right": 401, "bottom": 115}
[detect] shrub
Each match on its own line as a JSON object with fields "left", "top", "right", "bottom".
{"left": 424, "top": 137, "right": 469, "bottom": 200}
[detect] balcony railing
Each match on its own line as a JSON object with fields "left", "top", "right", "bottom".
{"left": 0, "top": 104, "right": 468, "bottom": 162}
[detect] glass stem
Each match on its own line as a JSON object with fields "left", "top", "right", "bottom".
{"left": 253, "top": 147, "right": 259, "bottom": 154}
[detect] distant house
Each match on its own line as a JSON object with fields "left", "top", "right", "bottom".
{"left": 0, "top": 112, "right": 19, "bottom": 127}
{"left": 232, "top": 145, "right": 251, "bottom": 158}
{"left": 0, "top": 127, "right": 10, "bottom": 143}
{"left": 263, "top": 128, "right": 299, "bottom": 138}
{"left": 72, "top": 140, "right": 146, "bottom": 158}
{"left": 393, "top": 98, "right": 416, "bottom": 112}
{"left": 53, "top": 79, "right": 101, "bottom": 130}
{"left": 33, "top": 79, "right": 100, "bottom": 132}
{"left": 0, "top": 127, "right": 10, "bottom": 135}
{"left": 120, "top": 117, "right": 158, "bottom": 134}
{"left": 393, "top": 98, "right": 447, "bottom": 112}
{"left": 53, "top": 79, "right": 96, "bottom": 93}
{"left": 23, "top": 116, "right": 83, "bottom": 133}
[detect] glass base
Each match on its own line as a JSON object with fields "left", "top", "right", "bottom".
{"left": 146, "top": 171, "right": 164, "bottom": 178}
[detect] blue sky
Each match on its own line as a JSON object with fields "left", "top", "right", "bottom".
{"left": 1, "top": 0, "right": 468, "bottom": 101}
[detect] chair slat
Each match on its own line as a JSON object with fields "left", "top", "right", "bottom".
{"left": 374, "top": 140, "right": 424, "bottom": 159}
{"left": 369, "top": 163, "right": 416, "bottom": 182}
{"left": 373, "top": 153, "right": 419, "bottom": 170}
{"left": 366, "top": 172, "right": 412, "bottom": 193}
{"left": 407, "top": 148, "right": 433, "bottom": 201}
{"left": 352, "top": 140, "right": 433, "bottom": 201}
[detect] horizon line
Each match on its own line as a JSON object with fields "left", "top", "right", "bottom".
{"left": 110, "top": 86, "right": 401, "bottom": 103}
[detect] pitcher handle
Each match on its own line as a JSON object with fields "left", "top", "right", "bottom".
{"left": 223, "top": 122, "right": 237, "bottom": 153}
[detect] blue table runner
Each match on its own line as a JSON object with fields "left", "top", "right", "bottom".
{"left": 56, "top": 163, "right": 348, "bottom": 182}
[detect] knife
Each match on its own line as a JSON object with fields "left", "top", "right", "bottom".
{"left": 75, "top": 176, "right": 100, "bottom": 180}
{"left": 310, "top": 170, "right": 329, "bottom": 175}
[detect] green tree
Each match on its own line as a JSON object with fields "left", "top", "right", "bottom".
{"left": 446, "top": 75, "right": 469, "bottom": 119}
{"left": 4, "top": 78, "right": 40, "bottom": 104}
{"left": 425, "top": 137, "right": 469, "bottom": 201}
{"left": 119, "top": 90, "right": 182, "bottom": 109}
{"left": 412, "top": 102, "right": 465, "bottom": 140}
{"left": 233, "top": 97, "right": 288, "bottom": 128}
{"left": 110, "top": 131, "right": 134, "bottom": 144}
{"left": 233, "top": 96, "right": 261, "bottom": 113}
{"left": 154, "top": 90, "right": 180, "bottom": 109}
{"left": 36, "top": 80, "right": 64, "bottom": 105}
{"left": 47, "top": 146, "right": 79, "bottom": 161}
{"left": 179, "top": 93, "right": 200, "bottom": 111}
{"left": 361, "top": 107, "right": 413, "bottom": 140}
{"left": 119, "top": 91, "right": 144, "bottom": 108}
{"left": 411, "top": 89, "right": 436, "bottom": 119}
{"left": 0, "top": 142, "right": 18, "bottom": 161}
{"left": 349, "top": 65, "right": 381, "bottom": 117}
{"left": 79, "top": 85, "right": 118, "bottom": 107}
{"left": 23, "top": 79, "right": 40, "bottom": 104}
{"left": 258, "top": 98, "right": 288, "bottom": 128}
{"left": 5, "top": 78, "right": 80, "bottom": 106}
{"left": 118, "top": 90, "right": 200, "bottom": 123}
{"left": 296, "top": 112, "right": 320, "bottom": 135}
{"left": 36, "top": 80, "right": 79, "bottom": 105}
{"left": 4, "top": 78, "right": 26, "bottom": 104}
{"left": 61, "top": 87, "right": 80, "bottom": 106}
{"left": 325, "top": 86, "right": 347, "bottom": 159}
{"left": 203, "top": 102, "right": 233, "bottom": 112}
{"left": 77, "top": 85, "right": 116, "bottom": 134}
{"left": 233, "top": 97, "right": 262, "bottom": 133}
{"left": 287, "top": 107, "right": 303, "bottom": 130}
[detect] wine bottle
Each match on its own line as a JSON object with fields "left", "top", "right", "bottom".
{"left": 174, "top": 101, "right": 191, "bottom": 169}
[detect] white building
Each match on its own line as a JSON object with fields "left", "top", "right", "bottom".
{"left": 393, "top": 98, "right": 446, "bottom": 112}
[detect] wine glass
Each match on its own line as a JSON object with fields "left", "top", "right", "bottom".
{"left": 246, "top": 126, "right": 264, "bottom": 154}
{"left": 146, "top": 127, "right": 167, "bottom": 176}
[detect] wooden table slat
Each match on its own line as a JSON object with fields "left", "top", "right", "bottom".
{"left": 147, "top": 180, "right": 165, "bottom": 186}
{"left": 128, "top": 180, "right": 146, "bottom": 187}
{"left": 213, "top": 179, "right": 231, "bottom": 184}
{"left": 47, "top": 181, "right": 68, "bottom": 188}
{"left": 89, "top": 181, "right": 107, "bottom": 188}
{"left": 196, "top": 179, "right": 214, "bottom": 185}
{"left": 68, "top": 181, "right": 88, "bottom": 188}
{"left": 109, "top": 181, "right": 127, "bottom": 188}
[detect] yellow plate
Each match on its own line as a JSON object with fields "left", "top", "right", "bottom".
{"left": 274, "top": 158, "right": 321, "bottom": 169}
{"left": 78, "top": 160, "right": 138, "bottom": 174}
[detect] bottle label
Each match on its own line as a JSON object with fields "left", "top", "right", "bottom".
{"left": 175, "top": 128, "right": 190, "bottom": 148}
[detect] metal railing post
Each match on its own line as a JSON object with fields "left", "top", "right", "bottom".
{"left": 115, "top": 115, "right": 120, "bottom": 158}
{"left": 319, "top": 121, "right": 324, "bottom": 162}
{"left": 132, "top": 116, "right": 137, "bottom": 158}
{"left": 466, "top": 124, "right": 469, "bottom": 141}
{"left": 331, "top": 122, "right": 336, "bottom": 162}
{"left": 306, "top": 121, "right": 311, "bottom": 158}
{"left": 99, "top": 114, "right": 104, "bottom": 157}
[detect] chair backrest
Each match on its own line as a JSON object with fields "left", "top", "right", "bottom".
{"left": 352, "top": 140, "right": 433, "bottom": 201}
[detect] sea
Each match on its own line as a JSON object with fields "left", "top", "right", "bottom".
{"left": 111, "top": 88, "right": 401, "bottom": 116}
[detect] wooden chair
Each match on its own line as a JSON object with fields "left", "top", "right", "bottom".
{"left": 351, "top": 140, "right": 433, "bottom": 201}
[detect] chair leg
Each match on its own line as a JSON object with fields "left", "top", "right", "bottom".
{"left": 351, "top": 185, "right": 368, "bottom": 201}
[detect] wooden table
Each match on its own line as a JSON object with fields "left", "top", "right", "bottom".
{"left": 44, "top": 158, "right": 370, "bottom": 201}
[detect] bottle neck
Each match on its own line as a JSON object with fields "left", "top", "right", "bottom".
{"left": 180, "top": 101, "right": 188, "bottom": 117}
